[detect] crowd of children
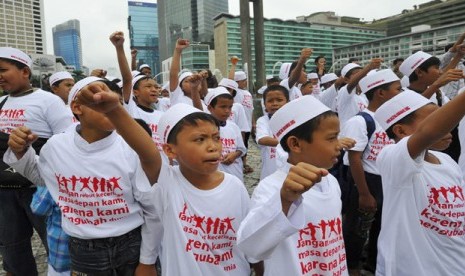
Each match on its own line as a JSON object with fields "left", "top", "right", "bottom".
{"left": 1, "top": 29, "right": 465, "bottom": 276}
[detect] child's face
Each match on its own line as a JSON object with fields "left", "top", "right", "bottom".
{"left": 265, "top": 90, "right": 288, "bottom": 115}
{"left": 134, "top": 79, "right": 159, "bottom": 107}
{"left": 52, "top": 78, "right": 75, "bottom": 103}
{"left": 165, "top": 120, "right": 222, "bottom": 177}
{"left": 75, "top": 105, "right": 116, "bottom": 132}
{"left": 0, "top": 59, "right": 30, "bottom": 93}
{"left": 297, "top": 116, "right": 341, "bottom": 169}
{"left": 161, "top": 89, "right": 170, "bottom": 98}
{"left": 422, "top": 65, "right": 441, "bottom": 86}
{"left": 237, "top": 79, "right": 247, "bottom": 89}
{"left": 309, "top": 78, "right": 319, "bottom": 86}
{"left": 300, "top": 84, "right": 313, "bottom": 96}
{"left": 379, "top": 81, "right": 402, "bottom": 102}
{"left": 140, "top": 67, "right": 152, "bottom": 76}
{"left": 208, "top": 98, "right": 233, "bottom": 122}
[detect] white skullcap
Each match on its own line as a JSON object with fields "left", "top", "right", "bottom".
{"left": 0, "top": 47, "right": 32, "bottom": 68}
{"left": 179, "top": 71, "right": 193, "bottom": 84}
{"left": 307, "top": 73, "right": 318, "bottom": 80}
{"left": 68, "top": 77, "right": 103, "bottom": 104}
{"left": 234, "top": 71, "right": 247, "bottom": 81}
{"left": 374, "top": 89, "right": 430, "bottom": 131}
{"left": 204, "top": 87, "right": 231, "bottom": 106}
{"left": 359, "top": 69, "right": 400, "bottom": 94}
{"left": 218, "top": 78, "right": 238, "bottom": 91}
{"left": 266, "top": 75, "right": 274, "bottom": 80}
{"left": 270, "top": 95, "right": 330, "bottom": 142}
{"left": 139, "top": 64, "right": 150, "bottom": 70}
{"left": 49, "top": 71, "right": 73, "bottom": 86}
{"left": 257, "top": 85, "right": 267, "bottom": 95}
{"left": 157, "top": 103, "right": 202, "bottom": 143}
{"left": 132, "top": 74, "right": 148, "bottom": 89}
{"left": 162, "top": 82, "right": 169, "bottom": 91}
{"left": 341, "top": 63, "right": 362, "bottom": 78}
{"left": 131, "top": 70, "right": 141, "bottom": 78}
{"left": 320, "top": 73, "right": 338, "bottom": 84}
{"left": 399, "top": 51, "right": 432, "bottom": 77}
{"left": 401, "top": 75, "right": 410, "bottom": 88}
{"left": 279, "top": 63, "right": 292, "bottom": 80}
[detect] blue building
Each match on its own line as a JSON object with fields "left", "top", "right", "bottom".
{"left": 53, "top": 19, "right": 82, "bottom": 70}
{"left": 128, "top": 1, "right": 159, "bottom": 76}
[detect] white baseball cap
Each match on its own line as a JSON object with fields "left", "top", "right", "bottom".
{"left": 49, "top": 71, "right": 74, "bottom": 86}
{"left": 0, "top": 47, "right": 32, "bottom": 68}
{"left": 234, "top": 71, "right": 247, "bottom": 81}
{"left": 204, "top": 87, "right": 231, "bottom": 106}
{"left": 279, "top": 63, "right": 292, "bottom": 80}
{"left": 320, "top": 73, "right": 338, "bottom": 84}
{"left": 341, "top": 63, "right": 362, "bottom": 78}
{"left": 157, "top": 103, "right": 202, "bottom": 144}
{"left": 374, "top": 89, "right": 431, "bottom": 131}
{"left": 399, "top": 51, "right": 432, "bottom": 77}
{"left": 218, "top": 78, "right": 238, "bottom": 91}
{"left": 139, "top": 64, "right": 150, "bottom": 70}
{"left": 307, "top": 73, "right": 318, "bottom": 80}
{"left": 359, "top": 69, "right": 400, "bottom": 94}
{"left": 270, "top": 95, "right": 330, "bottom": 142}
{"left": 68, "top": 77, "right": 103, "bottom": 104}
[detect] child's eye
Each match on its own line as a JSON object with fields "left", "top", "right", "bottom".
{"left": 194, "top": 137, "right": 204, "bottom": 142}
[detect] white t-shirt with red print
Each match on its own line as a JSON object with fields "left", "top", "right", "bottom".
{"left": 256, "top": 115, "right": 279, "bottom": 180}
{"left": 229, "top": 103, "right": 250, "bottom": 132}
{"left": 0, "top": 90, "right": 73, "bottom": 137}
{"left": 234, "top": 88, "right": 254, "bottom": 131}
{"left": 341, "top": 109, "right": 394, "bottom": 174}
{"left": 280, "top": 78, "right": 303, "bottom": 102}
{"left": 237, "top": 162, "right": 348, "bottom": 276}
{"left": 376, "top": 137, "right": 465, "bottom": 276}
{"left": 4, "top": 127, "right": 156, "bottom": 240}
{"left": 218, "top": 121, "right": 246, "bottom": 182}
{"left": 320, "top": 84, "right": 338, "bottom": 112}
{"left": 336, "top": 85, "right": 368, "bottom": 126}
{"left": 142, "top": 164, "right": 252, "bottom": 275}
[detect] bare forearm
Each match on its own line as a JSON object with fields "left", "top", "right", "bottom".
{"left": 258, "top": 136, "right": 278, "bottom": 147}
{"left": 115, "top": 45, "right": 133, "bottom": 103}
{"left": 169, "top": 50, "right": 182, "bottom": 91}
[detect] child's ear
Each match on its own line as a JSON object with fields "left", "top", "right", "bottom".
{"left": 70, "top": 101, "right": 83, "bottom": 116}
{"left": 392, "top": 124, "right": 409, "bottom": 139}
{"left": 286, "top": 136, "right": 302, "bottom": 153}
{"left": 207, "top": 105, "right": 213, "bottom": 113}
{"left": 162, "top": 143, "right": 177, "bottom": 159}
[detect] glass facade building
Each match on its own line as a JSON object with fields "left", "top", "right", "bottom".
{"left": 53, "top": 19, "right": 82, "bottom": 70}
{"left": 0, "top": 0, "right": 46, "bottom": 54}
{"left": 128, "top": 1, "right": 159, "bottom": 76}
{"left": 158, "top": 0, "right": 228, "bottom": 61}
{"left": 214, "top": 14, "right": 385, "bottom": 78}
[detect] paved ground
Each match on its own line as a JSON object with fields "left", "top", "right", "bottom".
{"left": 0, "top": 139, "right": 262, "bottom": 276}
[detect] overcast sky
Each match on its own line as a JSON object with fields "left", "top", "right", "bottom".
{"left": 43, "top": 0, "right": 432, "bottom": 75}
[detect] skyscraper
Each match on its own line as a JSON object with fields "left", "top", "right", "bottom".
{"left": 53, "top": 19, "right": 83, "bottom": 70}
{"left": 0, "top": 0, "right": 46, "bottom": 54}
{"left": 128, "top": 1, "right": 159, "bottom": 75}
{"left": 158, "top": 0, "right": 228, "bottom": 61}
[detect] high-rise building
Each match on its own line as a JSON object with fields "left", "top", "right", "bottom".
{"left": 53, "top": 19, "right": 83, "bottom": 70}
{"left": 0, "top": 0, "right": 46, "bottom": 54}
{"left": 158, "top": 0, "right": 228, "bottom": 61}
{"left": 128, "top": 1, "right": 159, "bottom": 75}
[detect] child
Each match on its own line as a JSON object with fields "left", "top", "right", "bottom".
{"left": 205, "top": 87, "right": 246, "bottom": 182}
{"left": 0, "top": 47, "right": 74, "bottom": 276}
{"left": 299, "top": 81, "right": 314, "bottom": 96}
{"left": 4, "top": 77, "right": 161, "bottom": 275}
{"left": 135, "top": 103, "right": 258, "bottom": 275}
{"left": 48, "top": 71, "right": 75, "bottom": 104}
{"left": 319, "top": 73, "right": 342, "bottom": 112}
{"left": 340, "top": 69, "right": 401, "bottom": 275}
{"left": 306, "top": 72, "right": 320, "bottom": 98}
{"left": 373, "top": 90, "right": 465, "bottom": 275}
{"left": 256, "top": 85, "right": 289, "bottom": 180}
{"left": 237, "top": 95, "right": 349, "bottom": 275}
{"left": 218, "top": 78, "right": 250, "bottom": 135}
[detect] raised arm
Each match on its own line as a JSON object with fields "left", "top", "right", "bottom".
{"left": 347, "top": 58, "right": 382, "bottom": 92}
{"left": 169, "top": 39, "right": 190, "bottom": 92}
{"left": 228, "top": 56, "right": 239, "bottom": 80}
{"left": 110, "top": 31, "right": 133, "bottom": 104}
{"left": 288, "top": 48, "right": 312, "bottom": 88}
{"left": 131, "top": 48, "right": 138, "bottom": 71}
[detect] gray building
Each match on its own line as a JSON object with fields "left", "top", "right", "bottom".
{"left": 157, "top": 0, "right": 228, "bottom": 61}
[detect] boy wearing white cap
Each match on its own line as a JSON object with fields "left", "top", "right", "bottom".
{"left": 307, "top": 72, "right": 321, "bottom": 98}
{"left": 337, "top": 59, "right": 382, "bottom": 126}
{"left": 135, "top": 103, "right": 259, "bottom": 275}
{"left": 49, "top": 71, "right": 75, "bottom": 104}
{"left": 4, "top": 77, "right": 161, "bottom": 275}
{"left": 319, "top": 73, "right": 343, "bottom": 112}
{"left": 218, "top": 78, "right": 250, "bottom": 134}
{"left": 374, "top": 90, "right": 465, "bottom": 275}
{"left": 340, "top": 69, "right": 401, "bottom": 274}
{"left": 205, "top": 87, "right": 247, "bottom": 181}
{"left": 0, "top": 47, "right": 74, "bottom": 275}
{"left": 237, "top": 96, "right": 349, "bottom": 275}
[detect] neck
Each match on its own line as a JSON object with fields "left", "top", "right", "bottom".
{"left": 179, "top": 165, "right": 223, "bottom": 190}
{"left": 408, "top": 82, "right": 427, "bottom": 93}
{"left": 8, "top": 86, "right": 33, "bottom": 97}
{"left": 367, "top": 101, "right": 381, "bottom": 112}
{"left": 79, "top": 126, "right": 113, "bottom": 143}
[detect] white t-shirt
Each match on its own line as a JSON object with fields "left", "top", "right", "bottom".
{"left": 280, "top": 79, "right": 303, "bottom": 102}
{"left": 319, "top": 84, "right": 338, "bottom": 112}
{"left": 256, "top": 115, "right": 278, "bottom": 180}
{"left": 238, "top": 163, "right": 348, "bottom": 276}
{"left": 0, "top": 89, "right": 73, "bottom": 137}
{"left": 155, "top": 97, "right": 171, "bottom": 112}
{"left": 4, "top": 127, "right": 156, "bottom": 239}
{"left": 336, "top": 85, "right": 368, "bottom": 126}
{"left": 170, "top": 86, "right": 208, "bottom": 110}
{"left": 143, "top": 164, "right": 252, "bottom": 275}
{"left": 219, "top": 121, "right": 247, "bottom": 182}
{"left": 229, "top": 103, "right": 250, "bottom": 132}
{"left": 234, "top": 88, "right": 254, "bottom": 131}
{"left": 341, "top": 109, "right": 394, "bottom": 174}
{"left": 376, "top": 137, "right": 465, "bottom": 276}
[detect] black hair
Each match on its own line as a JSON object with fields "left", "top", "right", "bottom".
{"left": 209, "top": 93, "right": 234, "bottom": 107}
{"left": 51, "top": 79, "right": 65, "bottom": 87}
{"left": 348, "top": 57, "right": 359, "bottom": 63}
{"left": 314, "top": 56, "right": 325, "bottom": 64}
{"left": 206, "top": 70, "right": 218, "bottom": 88}
{"left": 263, "top": 84, "right": 289, "bottom": 102}
{"left": 133, "top": 76, "right": 152, "bottom": 90}
{"left": 393, "top": 58, "right": 404, "bottom": 65}
{"left": 444, "top": 43, "right": 455, "bottom": 53}
{"left": 365, "top": 82, "right": 393, "bottom": 101}
{"left": 408, "top": 56, "right": 440, "bottom": 83}
{"left": 288, "top": 61, "right": 306, "bottom": 77}
{"left": 0, "top": 57, "right": 31, "bottom": 79}
{"left": 280, "top": 110, "right": 337, "bottom": 152}
{"left": 266, "top": 77, "right": 280, "bottom": 85}
{"left": 167, "top": 112, "right": 220, "bottom": 144}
